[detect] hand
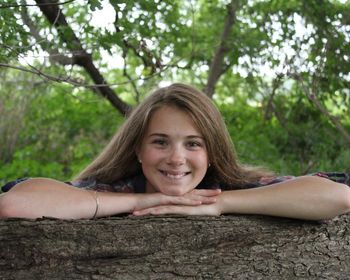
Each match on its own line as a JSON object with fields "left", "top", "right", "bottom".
{"left": 133, "top": 189, "right": 222, "bottom": 216}
{"left": 134, "top": 188, "right": 221, "bottom": 212}
{"left": 132, "top": 202, "right": 222, "bottom": 216}
{"left": 176, "top": 188, "right": 221, "bottom": 204}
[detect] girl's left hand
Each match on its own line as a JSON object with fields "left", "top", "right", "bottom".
{"left": 132, "top": 202, "right": 222, "bottom": 216}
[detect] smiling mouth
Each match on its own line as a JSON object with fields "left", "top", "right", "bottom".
{"left": 160, "top": 170, "right": 191, "bottom": 179}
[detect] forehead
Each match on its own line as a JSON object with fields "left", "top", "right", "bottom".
{"left": 146, "top": 106, "right": 201, "bottom": 135}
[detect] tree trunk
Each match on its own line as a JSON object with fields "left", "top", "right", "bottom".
{"left": 1, "top": 214, "right": 349, "bottom": 279}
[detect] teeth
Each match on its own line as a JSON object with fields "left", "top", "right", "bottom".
{"left": 162, "top": 171, "right": 188, "bottom": 179}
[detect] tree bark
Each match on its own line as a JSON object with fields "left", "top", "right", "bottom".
{"left": 1, "top": 214, "right": 350, "bottom": 279}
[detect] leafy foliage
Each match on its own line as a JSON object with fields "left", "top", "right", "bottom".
{"left": 0, "top": 69, "right": 124, "bottom": 185}
{"left": 0, "top": 0, "right": 349, "bottom": 187}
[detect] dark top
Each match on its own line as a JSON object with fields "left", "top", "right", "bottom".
{"left": 1, "top": 172, "right": 349, "bottom": 193}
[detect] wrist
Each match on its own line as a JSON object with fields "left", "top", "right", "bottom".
{"left": 217, "top": 190, "right": 243, "bottom": 214}
{"left": 133, "top": 193, "right": 162, "bottom": 211}
{"left": 99, "top": 192, "right": 142, "bottom": 215}
{"left": 215, "top": 192, "right": 225, "bottom": 215}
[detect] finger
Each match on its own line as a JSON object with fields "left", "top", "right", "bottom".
{"left": 183, "top": 189, "right": 221, "bottom": 204}
{"left": 198, "top": 196, "right": 217, "bottom": 204}
{"left": 178, "top": 195, "right": 217, "bottom": 205}
{"left": 133, "top": 205, "right": 191, "bottom": 216}
{"left": 134, "top": 204, "right": 221, "bottom": 216}
{"left": 164, "top": 195, "right": 202, "bottom": 206}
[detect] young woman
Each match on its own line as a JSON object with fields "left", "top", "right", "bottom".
{"left": 0, "top": 83, "right": 349, "bottom": 220}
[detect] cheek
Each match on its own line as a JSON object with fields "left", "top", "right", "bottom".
{"left": 140, "top": 148, "right": 166, "bottom": 174}
{"left": 141, "top": 148, "right": 162, "bottom": 164}
{"left": 191, "top": 152, "right": 209, "bottom": 170}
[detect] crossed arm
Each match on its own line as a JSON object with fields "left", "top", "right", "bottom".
{"left": 0, "top": 176, "right": 349, "bottom": 220}
{"left": 0, "top": 178, "right": 219, "bottom": 219}
{"left": 134, "top": 176, "right": 350, "bottom": 220}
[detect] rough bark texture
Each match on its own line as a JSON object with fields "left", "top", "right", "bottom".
{"left": 1, "top": 214, "right": 349, "bottom": 279}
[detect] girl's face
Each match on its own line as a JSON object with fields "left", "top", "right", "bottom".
{"left": 137, "top": 106, "right": 209, "bottom": 195}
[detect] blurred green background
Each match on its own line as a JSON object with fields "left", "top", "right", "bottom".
{"left": 1, "top": 0, "right": 349, "bottom": 187}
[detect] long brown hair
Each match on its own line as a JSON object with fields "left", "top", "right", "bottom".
{"left": 75, "top": 83, "right": 272, "bottom": 188}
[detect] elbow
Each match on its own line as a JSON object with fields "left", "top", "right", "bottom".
{"left": 306, "top": 176, "right": 350, "bottom": 219}
{"left": 0, "top": 193, "right": 17, "bottom": 218}
{"left": 0, "top": 193, "right": 33, "bottom": 219}
{"left": 331, "top": 183, "right": 350, "bottom": 218}
{"left": 340, "top": 184, "right": 350, "bottom": 213}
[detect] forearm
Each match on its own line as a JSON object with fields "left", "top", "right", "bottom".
{"left": 218, "top": 176, "right": 350, "bottom": 220}
{"left": 0, "top": 178, "right": 214, "bottom": 219}
{"left": 0, "top": 178, "right": 140, "bottom": 219}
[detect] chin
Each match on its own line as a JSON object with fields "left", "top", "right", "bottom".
{"left": 160, "top": 187, "right": 191, "bottom": 196}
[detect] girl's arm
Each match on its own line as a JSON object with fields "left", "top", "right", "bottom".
{"left": 133, "top": 176, "right": 350, "bottom": 220}
{"left": 218, "top": 176, "right": 350, "bottom": 220}
{"left": 0, "top": 178, "right": 219, "bottom": 219}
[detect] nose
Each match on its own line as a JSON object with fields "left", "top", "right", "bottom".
{"left": 166, "top": 145, "right": 186, "bottom": 166}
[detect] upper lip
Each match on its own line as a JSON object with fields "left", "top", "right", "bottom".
{"left": 159, "top": 170, "right": 190, "bottom": 175}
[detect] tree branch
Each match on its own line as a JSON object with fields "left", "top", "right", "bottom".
{"left": 122, "top": 51, "right": 141, "bottom": 103}
{"left": 264, "top": 74, "right": 284, "bottom": 120}
{"left": 20, "top": 2, "right": 74, "bottom": 65}
{"left": 204, "top": 0, "right": 238, "bottom": 98}
{"left": 110, "top": 1, "right": 162, "bottom": 75}
{"left": 0, "top": 61, "right": 172, "bottom": 89}
{"left": 35, "top": 0, "right": 131, "bottom": 115}
{"left": 291, "top": 73, "right": 350, "bottom": 147}
{"left": 0, "top": 0, "right": 75, "bottom": 9}
{"left": 0, "top": 62, "right": 83, "bottom": 85}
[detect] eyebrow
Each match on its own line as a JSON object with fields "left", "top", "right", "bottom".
{"left": 148, "top": 133, "right": 204, "bottom": 139}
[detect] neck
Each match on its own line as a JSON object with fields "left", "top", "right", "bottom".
{"left": 145, "top": 181, "right": 157, "bottom": 193}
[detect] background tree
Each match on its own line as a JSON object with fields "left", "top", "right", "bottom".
{"left": 0, "top": 0, "right": 349, "bottom": 185}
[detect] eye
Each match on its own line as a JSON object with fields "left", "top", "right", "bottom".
{"left": 186, "top": 141, "right": 202, "bottom": 149}
{"left": 152, "top": 138, "right": 168, "bottom": 146}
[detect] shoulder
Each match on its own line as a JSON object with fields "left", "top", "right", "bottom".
{"left": 242, "top": 172, "right": 349, "bottom": 188}
{"left": 216, "top": 175, "right": 296, "bottom": 190}
{"left": 310, "top": 172, "right": 349, "bottom": 186}
{"left": 1, "top": 178, "right": 30, "bottom": 192}
{"left": 71, "top": 174, "right": 146, "bottom": 193}
{"left": 222, "top": 172, "right": 349, "bottom": 190}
